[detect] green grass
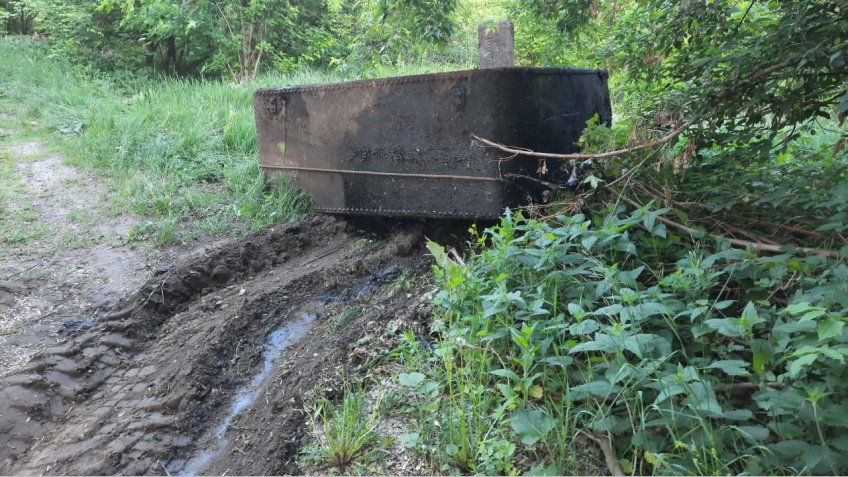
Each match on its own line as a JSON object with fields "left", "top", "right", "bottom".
{"left": 0, "top": 37, "right": 316, "bottom": 240}
{"left": 307, "top": 389, "right": 385, "bottom": 471}
{"left": 0, "top": 146, "right": 44, "bottom": 251}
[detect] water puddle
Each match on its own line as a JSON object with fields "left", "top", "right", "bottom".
{"left": 174, "top": 310, "right": 316, "bottom": 476}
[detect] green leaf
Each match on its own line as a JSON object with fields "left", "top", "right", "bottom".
{"left": 705, "top": 318, "right": 746, "bottom": 337}
{"left": 803, "top": 445, "right": 831, "bottom": 470}
{"left": 580, "top": 235, "right": 598, "bottom": 250}
{"left": 446, "top": 443, "right": 459, "bottom": 456}
{"left": 541, "top": 356, "right": 573, "bottom": 367}
{"left": 569, "top": 380, "right": 620, "bottom": 400}
{"left": 684, "top": 382, "right": 723, "bottom": 417}
{"left": 787, "top": 353, "right": 818, "bottom": 378}
{"left": 724, "top": 408, "right": 754, "bottom": 420}
{"left": 510, "top": 409, "right": 557, "bottom": 445}
{"left": 399, "top": 432, "right": 420, "bottom": 448}
{"left": 490, "top": 368, "right": 521, "bottom": 381}
{"left": 497, "top": 383, "right": 517, "bottom": 399}
{"left": 567, "top": 302, "right": 585, "bottom": 317}
{"left": 783, "top": 301, "right": 814, "bottom": 315}
{"left": 582, "top": 174, "right": 603, "bottom": 189}
{"left": 708, "top": 359, "right": 750, "bottom": 376}
{"left": 799, "top": 309, "right": 827, "bottom": 322}
{"left": 737, "top": 425, "right": 769, "bottom": 441}
{"left": 818, "top": 317, "right": 845, "bottom": 341}
{"left": 741, "top": 301, "right": 764, "bottom": 326}
{"left": 568, "top": 319, "right": 600, "bottom": 335}
{"left": 623, "top": 333, "right": 670, "bottom": 359}
{"left": 398, "top": 372, "right": 426, "bottom": 387}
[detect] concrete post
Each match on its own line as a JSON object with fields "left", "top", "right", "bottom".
{"left": 478, "top": 21, "right": 515, "bottom": 69}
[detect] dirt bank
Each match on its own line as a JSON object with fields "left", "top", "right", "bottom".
{"left": 0, "top": 215, "right": 431, "bottom": 475}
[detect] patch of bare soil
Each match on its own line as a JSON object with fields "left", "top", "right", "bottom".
{"left": 0, "top": 215, "right": 430, "bottom": 475}
{"left": 0, "top": 142, "right": 224, "bottom": 377}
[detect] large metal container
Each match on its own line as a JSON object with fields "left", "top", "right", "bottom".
{"left": 253, "top": 67, "right": 611, "bottom": 219}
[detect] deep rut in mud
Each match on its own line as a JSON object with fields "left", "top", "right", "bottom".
{"left": 0, "top": 216, "right": 429, "bottom": 475}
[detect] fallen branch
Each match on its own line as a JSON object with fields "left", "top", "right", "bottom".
{"left": 618, "top": 195, "right": 842, "bottom": 259}
{"left": 721, "top": 211, "right": 831, "bottom": 240}
{"left": 709, "top": 218, "right": 781, "bottom": 246}
{"left": 471, "top": 123, "right": 689, "bottom": 161}
{"left": 717, "top": 382, "right": 788, "bottom": 392}
{"left": 582, "top": 432, "right": 625, "bottom": 476}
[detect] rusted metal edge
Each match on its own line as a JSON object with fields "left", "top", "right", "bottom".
{"left": 315, "top": 206, "right": 494, "bottom": 219}
{"left": 262, "top": 165, "right": 503, "bottom": 182}
{"left": 254, "top": 67, "right": 608, "bottom": 96}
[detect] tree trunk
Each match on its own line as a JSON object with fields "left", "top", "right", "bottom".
{"left": 165, "top": 36, "right": 178, "bottom": 73}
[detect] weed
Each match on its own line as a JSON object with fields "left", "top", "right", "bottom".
{"left": 154, "top": 217, "right": 182, "bottom": 246}
{"left": 308, "top": 389, "right": 384, "bottom": 471}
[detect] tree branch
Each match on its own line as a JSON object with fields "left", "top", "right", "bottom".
{"left": 618, "top": 195, "right": 842, "bottom": 259}
{"left": 745, "top": 61, "right": 790, "bottom": 83}
{"left": 471, "top": 123, "right": 689, "bottom": 161}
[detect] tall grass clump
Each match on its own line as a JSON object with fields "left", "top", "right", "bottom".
{"left": 0, "top": 38, "right": 317, "bottom": 237}
{"left": 307, "top": 389, "right": 385, "bottom": 472}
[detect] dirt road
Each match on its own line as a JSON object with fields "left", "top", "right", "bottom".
{"left": 0, "top": 125, "right": 433, "bottom": 475}
{"left": 0, "top": 136, "right": 226, "bottom": 377}
{"left": 0, "top": 215, "right": 428, "bottom": 474}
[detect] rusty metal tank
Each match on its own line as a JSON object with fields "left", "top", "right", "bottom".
{"left": 253, "top": 67, "right": 611, "bottom": 219}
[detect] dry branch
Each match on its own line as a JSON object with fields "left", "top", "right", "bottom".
{"left": 471, "top": 123, "right": 689, "bottom": 161}
{"left": 618, "top": 195, "right": 842, "bottom": 259}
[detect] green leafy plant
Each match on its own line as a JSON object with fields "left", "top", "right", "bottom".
{"left": 399, "top": 205, "right": 848, "bottom": 475}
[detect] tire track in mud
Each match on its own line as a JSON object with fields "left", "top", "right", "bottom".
{"left": 0, "top": 215, "right": 426, "bottom": 475}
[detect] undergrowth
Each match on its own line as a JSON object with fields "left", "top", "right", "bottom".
{"left": 393, "top": 206, "right": 848, "bottom": 475}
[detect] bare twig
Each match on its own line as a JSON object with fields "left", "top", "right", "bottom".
{"left": 471, "top": 123, "right": 689, "bottom": 161}
{"left": 619, "top": 195, "right": 842, "bottom": 259}
{"left": 710, "top": 218, "right": 781, "bottom": 246}
{"left": 721, "top": 211, "right": 832, "bottom": 240}
{"left": 716, "top": 382, "right": 788, "bottom": 392}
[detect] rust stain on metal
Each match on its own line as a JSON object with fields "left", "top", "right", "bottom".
{"left": 253, "top": 67, "right": 611, "bottom": 219}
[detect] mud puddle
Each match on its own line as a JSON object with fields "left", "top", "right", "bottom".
{"left": 177, "top": 307, "right": 318, "bottom": 476}
{"left": 0, "top": 215, "right": 430, "bottom": 475}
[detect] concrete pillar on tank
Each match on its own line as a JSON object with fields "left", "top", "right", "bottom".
{"left": 478, "top": 21, "right": 515, "bottom": 69}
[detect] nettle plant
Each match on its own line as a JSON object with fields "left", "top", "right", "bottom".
{"left": 405, "top": 208, "right": 848, "bottom": 475}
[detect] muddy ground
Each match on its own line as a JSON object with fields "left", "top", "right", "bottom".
{"left": 0, "top": 212, "right": 440, "bottom": 475}
{"left": 0, "top": 120, "right": 449, "bottom": 475}
{"left": 0, "top": 139, "right": 226, "bottom": 376}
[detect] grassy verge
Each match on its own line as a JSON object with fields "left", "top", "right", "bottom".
{"left": 0, "top": 37, "right": 480, "bottom": 244}
{"left": 0, "top": 38, "right": 315, "bottom": 242}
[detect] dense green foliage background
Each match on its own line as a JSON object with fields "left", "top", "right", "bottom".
{"left": 2, "top": 0, "right": 847, "bottom": 474}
